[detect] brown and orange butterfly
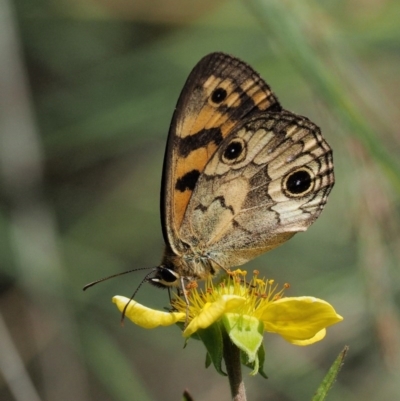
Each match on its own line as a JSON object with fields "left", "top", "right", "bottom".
{"left": 85, "top": 52, "right": 334, "bottom": 296}
{"left": 153, "top": 52, "right": 334, "bottom": 288}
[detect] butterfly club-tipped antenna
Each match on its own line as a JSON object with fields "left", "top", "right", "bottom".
{"left": 120, "top": 269, "right": 161, "bottom": 325}
{"left": 83, "top": 265, "right": 185, "bottom": 324}
{"left": 120, "top": 266, "right": 187, "bottom": 325}
{"left": 83, "top": 267, "right": 160, "bottom": 324}
{"left": 82, "top": 266, "right": 157, "bottom": 291}
{"left": 142, "top": 265, "right": 194, "bottom": 326}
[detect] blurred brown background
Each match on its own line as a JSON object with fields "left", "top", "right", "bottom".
{"left": 1, "top": 0, "right": 399, "bottom": 400}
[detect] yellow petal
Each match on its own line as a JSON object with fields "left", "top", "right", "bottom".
{"left": 183, "top": 295, "right": 246, "bottom": 337}
{"left": 281, "top": 329, "right": 326, "bottom": 346}
{"left": 113, "top": 296, "right": 185, "bottom": 329}
{"left": 261, "top": 297, "right": 343, "bottom": 342}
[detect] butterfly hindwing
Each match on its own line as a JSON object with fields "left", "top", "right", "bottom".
{"left": 178, "top": 112, "right": 334, "bottom": 269}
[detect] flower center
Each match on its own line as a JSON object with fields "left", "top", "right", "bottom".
{"left": 171, "top": 270, "right": 289, "bottom": 321}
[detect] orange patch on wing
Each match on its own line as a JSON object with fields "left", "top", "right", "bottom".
{"left": 174, "top": 147, "right": 212, "bottom": 182}
{"left": 171, "top": 115, "right": 239, "bottom": 229}
{"left": 173, "top": 191, "right": 192, "bottom": 231}
{"left": 241, "top": 79, "right": 273, "bottom": 110}
{"left": 173, "top": 145, "right": 217, "bottom": 228}
{"left": 191, "top": 106, "right": 224, "bottom": 133}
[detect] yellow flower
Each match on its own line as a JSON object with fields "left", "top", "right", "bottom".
{"left": 113, "top": 270, "right": 343, "bottom": 345}
{"left": 113, "top": 271, "right": 343, "bottom": 376}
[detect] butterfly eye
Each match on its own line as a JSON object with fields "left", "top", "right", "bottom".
{"left": 211, "top": 87, "right": 227, "bottom": 104}
{"left": 221, "top": 138, "right": 247, "bottom": 164}
{"left": 283, "top": 168, "right": 314, "bottom": 197}
{"left": 159, "top": 268, "right": 180, "bottom": 283}
{"left": 149, "top": 267, "right": 180, "bottom": 288}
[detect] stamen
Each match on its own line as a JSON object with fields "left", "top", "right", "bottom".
{"left": 186, "top": 281, "right": 198, "bottom": 290}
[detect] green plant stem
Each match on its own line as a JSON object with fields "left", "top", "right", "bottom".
{"left": 223, "top": 334, "right": 247, "bottom": 401}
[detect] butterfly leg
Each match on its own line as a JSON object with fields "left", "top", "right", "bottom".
{"left": 179, "top": 276, "right": 191, "bottom": 327}
{"left": 167, "top": 286, "right": 173, "bottom": 304}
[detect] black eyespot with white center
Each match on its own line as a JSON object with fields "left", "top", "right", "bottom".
{"left": 211, "top": 87, "right": 227, "bottom": 104}
{"left": 283, "top": 168, "right": 314, "bottom": 197}
{"left": 221, "top": 138, "right": 247, "bottom": 164}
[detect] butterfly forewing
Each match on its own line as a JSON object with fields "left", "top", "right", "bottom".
{"left": 161, "top": 52, "right": 282, "bottom": 252}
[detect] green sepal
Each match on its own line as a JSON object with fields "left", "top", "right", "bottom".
{"left": 256, "top": 342, "right": 268, "bottom": 379}
{"left": 176, "top": 322, "right": 201, "bottom": 344}
{"left": 196, "top": 322, "right": 226, "bottom": 376}
{"left": 240, "top": 349, "right": 259, "bottom": 375}
{"left": 241, "top": 343, "right": 268, "bottom": 378}
{"left": 312, "top": 346, "right": 349, "bottom": 401}
{"left": 222, "top": 313, "right": 264, "bottom": 363}
{"left": 205, "top": 352, "right": 211, "bottom": 368}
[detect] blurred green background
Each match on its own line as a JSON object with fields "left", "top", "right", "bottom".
{"left": 1, "top": 0, "right": 399, "bottom": 400}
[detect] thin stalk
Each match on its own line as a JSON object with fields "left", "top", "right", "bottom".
{"left": 223, "top": 334, "right": 246, "bottom": 401}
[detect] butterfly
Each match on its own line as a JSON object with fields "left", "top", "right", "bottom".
{"left": 84, "top": 52, "right": 334, "bottom": 298}
{"left": 148, "top": 52, "right": 334, "bottom": 291}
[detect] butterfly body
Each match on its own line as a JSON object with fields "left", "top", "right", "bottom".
{"left": 148, "top": 52, "right": 334, "bottom": 289}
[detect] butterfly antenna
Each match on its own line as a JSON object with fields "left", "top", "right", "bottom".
{"left": 82, "top": 267, "right": 155, "bottom": 291}
{"left": 121, "top": 269, "right": 157, "bottom": 324}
